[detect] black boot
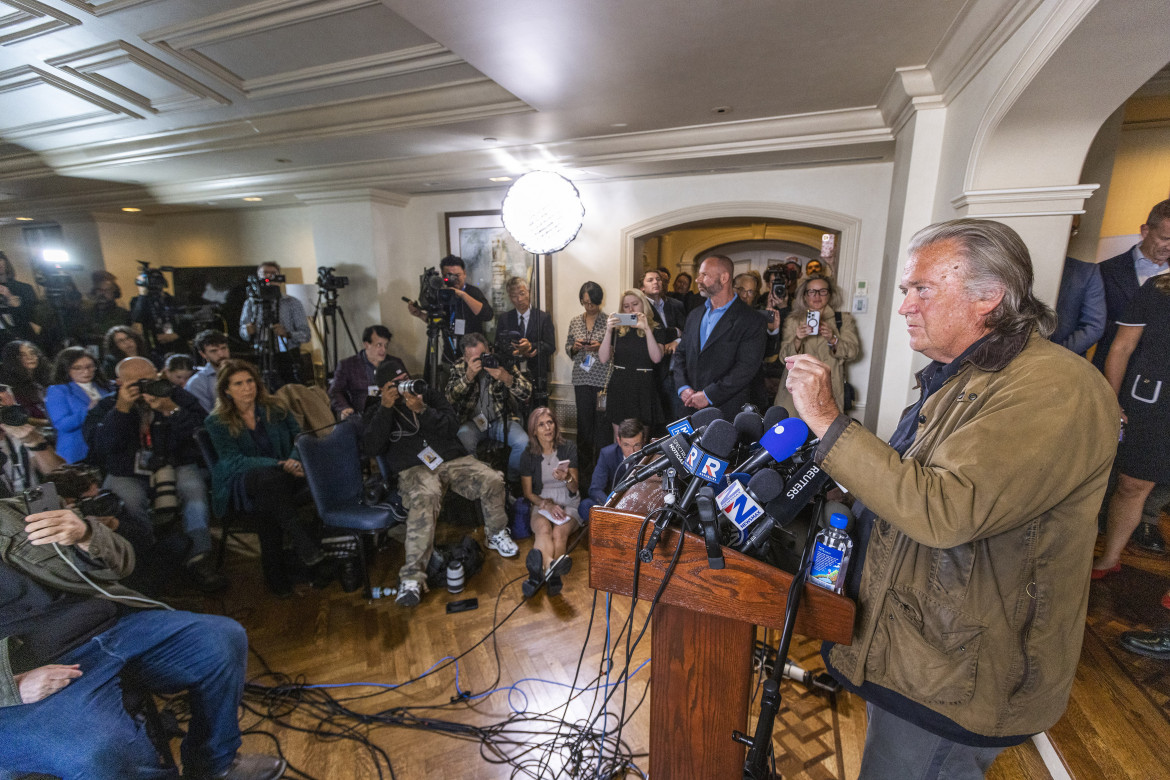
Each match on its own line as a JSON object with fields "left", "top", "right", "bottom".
{"left": 546, "top": 555, "right": 573, "bottom": 597}
{"left": 522, "top": 548, "right": 543, "bottom": 598}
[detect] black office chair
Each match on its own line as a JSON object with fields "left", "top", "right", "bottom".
{"left": 193, "top": 427, "right": 254, "bottom": 570}
{"left": 298, "top": 422, "right": 400, "bottom": 598}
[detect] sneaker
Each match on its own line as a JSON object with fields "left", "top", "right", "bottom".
{"left": 395, "top": 579, "right": 421, "bottom": 607}
{"left": 486, "top": 528, "right": 519, "bottom": 558}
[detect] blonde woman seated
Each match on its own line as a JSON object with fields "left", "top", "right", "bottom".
{"left": 773, "top": 273, "right": 860, "bottom": 416}
{"left": 518, "top": 406, "right": 580, "bottom": 598}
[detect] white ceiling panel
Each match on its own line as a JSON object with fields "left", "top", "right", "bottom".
{"left": 0, "top": 65, "right": 136, "bottom": 138}
{"left": 0, "top": 0, "right": 79, "bottom": 45}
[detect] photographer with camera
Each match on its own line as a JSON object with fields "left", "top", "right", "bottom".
{"left": 362, "top": 363, "right": 518, "bottom": 607}
{"left": 130, "top": 261, "right": 190, "bottom": 362}
{"left": 240, "top": 262, "right": 310, "bottom": 387}
{"left": 405, "top": 255, "right": 493, "bottom": 345}
{"left": 84, "top": 356, "right": 224, "bottom": 592}
{"left": 446, "top": 333, "right": 532, "bottom": 483}
{"left": 329, "top": 325, "right": 406, "bottom": 420}
{"left": 81, "top": 270, "right": 131, "bottom": 350}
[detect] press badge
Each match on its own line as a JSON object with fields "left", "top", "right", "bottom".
{"left": 581, "top": 353, "right": 596, "bottom": 372}
{"left": 134, "top": 449, "right": 153, "bottom": 476}
{"left": 418, "top": 445, "right": 443, "bottom": 470}
{"left": 472, "top": 413, "right": 489, "bottom": 432}
{"left": 367, "top": 385, "right": 379, "bottom": 397}
{"left": 454, "top": 319, "right": 466, "bottom": 335}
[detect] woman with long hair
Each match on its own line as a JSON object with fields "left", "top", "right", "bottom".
{"left": 45, "top": 347, "right": 113, "bottom": 462}
{"left": 518, "top": 406, "right": 580, "bottom": 598}
{"left": 204, "top": 359, "right": 322, "bottom": 596}
{"left": 598, "top": 288, "right": 664, "bottom": 439}
{"left": 162, "top": 353, "right": 196, "bottom": 389}
{"left": 565, "top": 281, "right": 610, "bottom": 484}
{"left": 0, "top": 340, "right": 50, "bottom": 422}
{"left": 1093, "top": 275, "right": 1170, "bottom": 603}
{"left": 102, "top": 325, "right": 151, "bottom": 376}
{"left": 772, "top": 273, "right": 860, "bottom": 418}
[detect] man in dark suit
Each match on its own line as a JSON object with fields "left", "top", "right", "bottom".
{"left": 1092, "top": 199, "right": 1170, "bottom": 553}
{"left": 578, "top": 418, "right": 644, "bottom": 522}
{"left": 328, "top": 324, "right": 407, "bottom": 419}
{"left": 641, "top": 269, "right": 687, "bottom": 421}
{"left": 671, "top": 254, "right": 767, "bottom": 420}
{"left": 1050, "top": 256, "right": 1105, "bottom": 357}
{"left": 495, "top": 277, "right": 555, "bottom": 403}
{"left": 1093, "top": 199, "right": 1170, "bottom": 371}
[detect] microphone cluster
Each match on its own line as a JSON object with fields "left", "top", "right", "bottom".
{"left": 613, "top": 404, "right": 832, "bottom": 564}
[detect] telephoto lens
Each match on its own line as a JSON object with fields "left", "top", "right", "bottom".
{"left": 0, "top": 405, "right": 29, "bottom": 427}
{"left": 446, "top": 560, "right": 465, "bottom": 594}
{"left": 396, "top": 379, "right": 427, "bottom": 395}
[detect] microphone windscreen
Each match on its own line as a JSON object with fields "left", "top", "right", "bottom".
{"left": 690, "top": 407, "right": 723, "bottom": 430}
{"left": 747, "top": 468, "right": 783, "bottom": 502}
{"left": 734, "top": 410, "right": 764, "bottom": 443}
{"left": 700, "top": 419, "right": 739, "bottom": 458}
{"left": 762, "top": 405, "right": 789, "bottom": 429}
{"left": 760, "top": 418, "right": 809, "bottom": 462}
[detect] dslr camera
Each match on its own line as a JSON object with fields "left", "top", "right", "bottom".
{"left": 134, "top": 377, "right": 174, "bottom": 398}
{"left": 0, "top": 405, "right": 28, "bottom": 427}
{"left": 479, "top": 353, "right": 500, "bottom": 370}
{"left": 395, "top": 379, "right": 427, "bottom": 396}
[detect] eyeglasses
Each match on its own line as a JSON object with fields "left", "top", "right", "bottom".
{"left": 806, "top": 288, "right": 830, "bottom": 297}
{"left": 733, "top": 286, "right": 756, "bottom": 293}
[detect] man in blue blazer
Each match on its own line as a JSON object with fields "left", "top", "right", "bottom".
{"left": 671, "top": 255, "right": 767, "bottom": 420}
{"left": 579, "top": 418, "right": 645, "bottom": 522}
{"left": 1051, "top": 257, "right": 1105, "bottom": 357}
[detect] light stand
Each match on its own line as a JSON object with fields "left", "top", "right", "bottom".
{"left": 501, "top": 171, "right": 585, "bottom": 408}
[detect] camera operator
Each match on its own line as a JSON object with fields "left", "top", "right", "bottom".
{"left": 129, "top": 262, "right": 190, "bottom": 362}
{"left": 239, "top": 261, "right": 311, "bottom": 386}
{"left": 0, "top": 387, "right": 63, "bottom": 500}
{"left": 446, "top": 333, "right": 532, "bottom": 483}
{"left": 362, "top": 364, "right": 518, "bottom": 607}
{"left": 0, "top": 252, "right": 38, "bottom": 350}
{"left": 185, "top": 329, "right": 232, "bottom": 413}
{"left": 405, "top": 255, "right": 493, "bottom": 345}
{"left": 328, "top": 324, "right": 406, "bottom": 420}
{"left": 81, "top": 270, "right": 131, "bottom": 350}
{"left": 84, "top": 356, "right": 224, "bottom": 592}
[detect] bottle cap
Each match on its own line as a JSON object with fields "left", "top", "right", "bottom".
{"left": 829, "top": 512, "right": 849, "bottom": 530}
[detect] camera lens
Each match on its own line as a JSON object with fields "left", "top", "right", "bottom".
{"left": 396, "top": 379, "right": 427, "bottom": 395}
{"left": 0, "top": 405, "right": 29, "bottom": 427}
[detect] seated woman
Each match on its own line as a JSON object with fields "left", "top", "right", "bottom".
{"left": 45, "top": 346, "right": 113, "bottom": 463}
{"left": 518, "top": 406, "right": 580, "bottom": 598}
{"left": 102, "top": 324, "right": 152, "bottom": 377}
{"left": 0, "top": 339, "right": 50, "bottom": 423}
{"left": 162, "top": 353, "right": 196, "bottom": 389}
{"left": 205, "top": 359, "right": 322, "bottom": 596}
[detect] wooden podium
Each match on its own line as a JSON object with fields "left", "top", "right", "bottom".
{"left": 589, "top": 482, "right": 855, "bottom": 779}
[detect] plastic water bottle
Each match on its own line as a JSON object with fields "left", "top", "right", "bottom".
{"left": 446, "top": 561, "right": 465, "bottom": 594}
{"left": 808, "top": 512, "right": 853, "bottom": 594}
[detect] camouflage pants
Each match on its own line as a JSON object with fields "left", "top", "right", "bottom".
{"left": 396, "top": 455, "right": 507, "bottom": 584}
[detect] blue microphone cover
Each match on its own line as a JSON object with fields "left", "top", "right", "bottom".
{"left": 760, "top": 417, "right": 809, "bottom": 462}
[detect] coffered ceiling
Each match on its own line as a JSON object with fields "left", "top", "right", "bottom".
{"left": 0, "top": 0, "right": 1064, "bottom": 218}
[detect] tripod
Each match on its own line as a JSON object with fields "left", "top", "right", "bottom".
{"left": 421, "top": 311, "right": 456, "bottom": 390}
{"left": 314, "top": 286, "right": 357, "bottom": 379}
{"left": 252, "top": 295, "right": 284, "bottom": 392}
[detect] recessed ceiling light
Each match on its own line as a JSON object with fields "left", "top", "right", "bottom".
{"left": 243, "top": 197, "right": 263, "bottom": 202}
{"left": 489, "top": 176, "right": 512, "bottom": 183}
{"left": 483, "top": 137, "right": 498, "bottom": 143}
{"left": 711, "top": 106, "right": 732, "bottom": 115}
{"left": 121, "top": 207, "right": 142, "bottom": 213}
{"left": 611, "top": 123, "right": 628, "bottom": 128}
{"left": 15, "top": 217, "right": 33, "bottom": 221}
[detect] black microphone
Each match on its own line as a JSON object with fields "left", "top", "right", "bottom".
{"left": 733, "top": 409, "right": 765, "bottom": 448}
{"left": 762, "top": 405, "right": 789, "bottom": 429}
{"left": 612, "top": 431, "right": 692, "bottom": 493}
{"left": 676, "top": 419, "right": 739, "bottom": 513}
{"left": 631, "top": 408, "right": 721, "bottom": 460}
{"left": 715, "top": 469, "right": 784, "bottom": 547}
{"left": 764, "top": 459, "right": 835, "bottom": 530}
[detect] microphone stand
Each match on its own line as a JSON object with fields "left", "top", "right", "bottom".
{"left": 736, "top": 493, "right": 827, "bottom": 779}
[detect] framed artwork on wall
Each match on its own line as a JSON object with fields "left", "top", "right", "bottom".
{"left": 444, "top": 210, "right": 551, "bottom": 326}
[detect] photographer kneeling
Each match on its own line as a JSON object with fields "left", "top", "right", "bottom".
{"left": 362, "top": 364, "right": 517, "bottom": 608}
{"left": 86, "top": 356, "right": 225, "bottom": 593}
{"left": 446, "top": 333, "right": 531, "bottom": 483}
{"left": 0, "top": 499, "right": 285, "bottom": 780}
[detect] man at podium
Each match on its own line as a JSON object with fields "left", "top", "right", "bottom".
{"left": 784, "top": 219, "right": 1118, "bottom": 779}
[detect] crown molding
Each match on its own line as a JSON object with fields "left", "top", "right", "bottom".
{"left": 0, "top": 0, "right": 80, "bottom": 46}
{"left": 0, "top": 66, "right": 140, "bottom": 139}
{"left": 950, "top": 184, "right": 1099, "bottom": 217}
{"left": 295, "top": 188, "right": 409, "bottom": 208}
{"left": 245, "top": 44, "right": 463, "bottom": 99}
{"left": 56, "top": 0, "right": 159, "bottom": 16}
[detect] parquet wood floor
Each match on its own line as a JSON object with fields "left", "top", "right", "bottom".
{"left": 167, "top": 512, "right": 1164, "bottom": 780}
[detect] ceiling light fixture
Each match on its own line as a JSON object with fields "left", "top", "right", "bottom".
{"left": 15, "top": 217, "right": 33, "bottom": 221}
{"left": 243, "top": 197, "right": 263, "bottom": 202}
{"left": 121, "top": 207, "right": 142, "bottom": 213}
{"left": 711, "top": 106, "right": 732, "bottom": 114}
{"left": 489, "top": 176, "right": 512, "bottom": 183}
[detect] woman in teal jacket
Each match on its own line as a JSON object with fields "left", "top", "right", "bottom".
{"left": 204, "top": 360, "right": 320, "bottom": 595}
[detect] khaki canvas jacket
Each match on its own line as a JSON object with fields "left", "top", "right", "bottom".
{"left": 818, "top": 331, "right": 1118, "bottom": 738}
{"left": 0, "top": 498, "right": 140, "bottom": 707}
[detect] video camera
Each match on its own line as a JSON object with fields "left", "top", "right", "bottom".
{"left": 416, "top": 267, "right": 459, "bottom": 313}
{"left": 135, "top": 260, "right": 173, "bottom": 295}
{"left": 246, "top": 272, "right": 285, "bottom": 305}
{"left": 0, "top": 405, "right": 28, "bottom": 427}
{"left": 317, "top": 266, "right": 349, "bottom": 292}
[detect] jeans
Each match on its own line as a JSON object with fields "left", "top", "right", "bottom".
{"left": 457, "top": 418, "right": 528, "bottom": 480}
{"left": 0, "top": 610, "right": 247, "bottom": 780}
{"left": 858, "top": 703, "right": 1007, "bottom": 780}
{"left": 104, "top": 464, "right": 213, "bottom": 561}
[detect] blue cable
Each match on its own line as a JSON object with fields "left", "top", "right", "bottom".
{"left": 599, "top": 592, "right": 612, "bottom": 778}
